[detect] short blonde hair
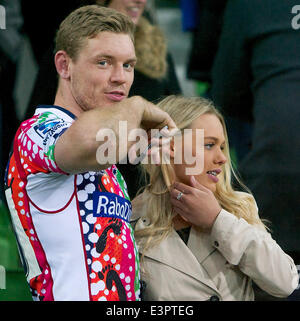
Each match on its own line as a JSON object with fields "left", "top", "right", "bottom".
{"left": 55, "top": 5, "right": 135, "bottom": 60}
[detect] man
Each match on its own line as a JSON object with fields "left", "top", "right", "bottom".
{"left": 4, "top": 5, "right": 175, "bottom": 301}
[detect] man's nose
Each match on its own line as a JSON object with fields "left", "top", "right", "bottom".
{"left": 110, "top": 66, "right": 126, "bottom": 84}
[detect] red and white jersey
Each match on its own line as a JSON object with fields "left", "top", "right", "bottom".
{"left": 4, "top": 105, "right": 140, "bottom": 301}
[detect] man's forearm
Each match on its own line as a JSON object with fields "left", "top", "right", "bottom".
{"left": 54, "top": 96, "right": 145, "bottom": 174}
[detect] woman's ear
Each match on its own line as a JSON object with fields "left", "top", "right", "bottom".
{"left": 169, "top": 138, "right": 175, "bottom": 160}
{"left": 55, "top": 50, "right": 71, "bottom": 79}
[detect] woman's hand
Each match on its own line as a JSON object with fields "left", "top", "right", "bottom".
{"left": 170, "top": 176, "right": 222, "bottom": 230}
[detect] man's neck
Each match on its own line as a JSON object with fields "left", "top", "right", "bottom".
{"left": 54, "top": 84, "right": 83, "bottom": 118}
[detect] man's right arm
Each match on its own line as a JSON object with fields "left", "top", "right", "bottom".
{"left": 54, "top": 96, "right": 176, "bottom": 174}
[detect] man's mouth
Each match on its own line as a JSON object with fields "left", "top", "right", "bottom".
{"left": 105, "top": 91, "right": 126, "bottom": 102}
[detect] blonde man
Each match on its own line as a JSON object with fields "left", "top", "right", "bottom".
{"left": 4, "top": 5, "right": 175, "bottom": 301}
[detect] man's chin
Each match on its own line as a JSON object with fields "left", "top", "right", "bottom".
{"left": 98, "top": 99, "right": 121, "bottom": 108}
{"left": 94, "top": 95, "right": 128, "bottom": 109}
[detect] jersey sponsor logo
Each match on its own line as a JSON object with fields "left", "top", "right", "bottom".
{"left": 34, "top": 119, "right": 62, "bottom": 139}
{"left": 93, "top": 192, "right": 132, "bottom": 223}
{"left": 33, "top": 113, "right": 68, "bottom": 146}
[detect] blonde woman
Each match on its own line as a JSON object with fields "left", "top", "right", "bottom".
{"left": 132, "top": 95, "right": 299, "bottom": 301}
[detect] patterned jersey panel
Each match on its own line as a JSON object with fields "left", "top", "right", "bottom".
{"left": 18, "top": 109, "right": 72, "bottom": 175}
{"left": 4, "top": 107, "right": 74, "bottom": 300}
{"left": 4, "top": 106, "right": 140, "bottom": 301}
{"left": 77, "top": 167, "right": 140, "bottom": 301}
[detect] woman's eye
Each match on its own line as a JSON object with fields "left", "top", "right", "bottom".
{"left": 205, "top": 143, "right": 214, "bottom": 150}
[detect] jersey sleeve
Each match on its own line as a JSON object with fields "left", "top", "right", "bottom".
{"left": 16, "top": 111, "right": 72, "bottom": 174}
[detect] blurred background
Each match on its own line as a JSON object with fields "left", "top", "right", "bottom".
{"left": 0, "top": 0, "right": 299, "bottom": 301}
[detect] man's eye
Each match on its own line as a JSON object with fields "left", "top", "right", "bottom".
{"left": 98, "top": 60, "right": 108, "bottom": 66}
{"left": 123, "top": 63, "right": 134, "bottom": 70}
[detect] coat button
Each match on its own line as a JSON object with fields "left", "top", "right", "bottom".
{"left": 214, "top": 241, "right": 219, "bottom": 247}
{"left": 209, "top": 295, "right": 220, "bottom": 301}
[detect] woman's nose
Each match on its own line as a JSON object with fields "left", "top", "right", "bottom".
{"left": 214, "top": 149, "right": 227, "bottom": 165}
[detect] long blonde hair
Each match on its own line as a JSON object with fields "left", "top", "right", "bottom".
{"left": 133, "top": 95, "right": 268, "bottom": 254}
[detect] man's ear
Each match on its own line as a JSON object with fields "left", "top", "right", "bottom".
{"left": 55, "top": 50, "right": 71, "bottom": 79}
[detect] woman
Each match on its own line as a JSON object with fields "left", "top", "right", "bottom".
{"left": 132, "top": 95, "right": 299, "bottom": 301}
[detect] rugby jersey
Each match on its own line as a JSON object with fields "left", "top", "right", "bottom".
{"left": 4, "top": 105, "right": 140, "bottom": 301}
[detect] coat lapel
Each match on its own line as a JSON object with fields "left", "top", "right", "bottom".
{"left": 188, "top": 227, "right": 226, "bottom": 284}
{"left": 136, "top": 219, "right": 218, "bottom": 293}
{"left": 188, "top": 227, "right": 217, "bottom": 264}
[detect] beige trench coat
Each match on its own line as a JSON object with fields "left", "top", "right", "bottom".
{"left": 134, "top": 209, "right": 299, "bottom": 301}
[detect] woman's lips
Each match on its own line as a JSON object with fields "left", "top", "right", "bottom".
{"left": 207, "top": 173, "right": 219, "bottom": 183}
{"left": 206, "top": 169, "right": 221, "bottom": 183}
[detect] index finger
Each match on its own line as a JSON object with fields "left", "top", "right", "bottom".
{"left": 160, "top": 115, "right": 177, "bottom": 134}
{"left": 173, "top": 179, "right": 210, "bottom": 194}
{"left": 188, "top": 176, "right": 212, "bottom": 193}
{"left": 160, "top": 126, "right": 181, "bottom": 139}
{"left": 172, "top": 181, "right": 193, "bottom": 194}
{"left": 141, "top": 103, "right": 177, "bottom": 132}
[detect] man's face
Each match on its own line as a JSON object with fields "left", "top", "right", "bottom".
{"left": 68, "top": 31, "right": 136, "bottom": 111}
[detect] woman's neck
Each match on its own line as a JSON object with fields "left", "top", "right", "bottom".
{"left": 173, "top": 214, "right": 192, "bottom": 231}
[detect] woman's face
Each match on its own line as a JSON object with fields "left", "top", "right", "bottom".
{"left": 108, "top": 0, "right": 147, "bottom": 25}
{"left": 172, "top": 113, "right": 227, "bottom": 193}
